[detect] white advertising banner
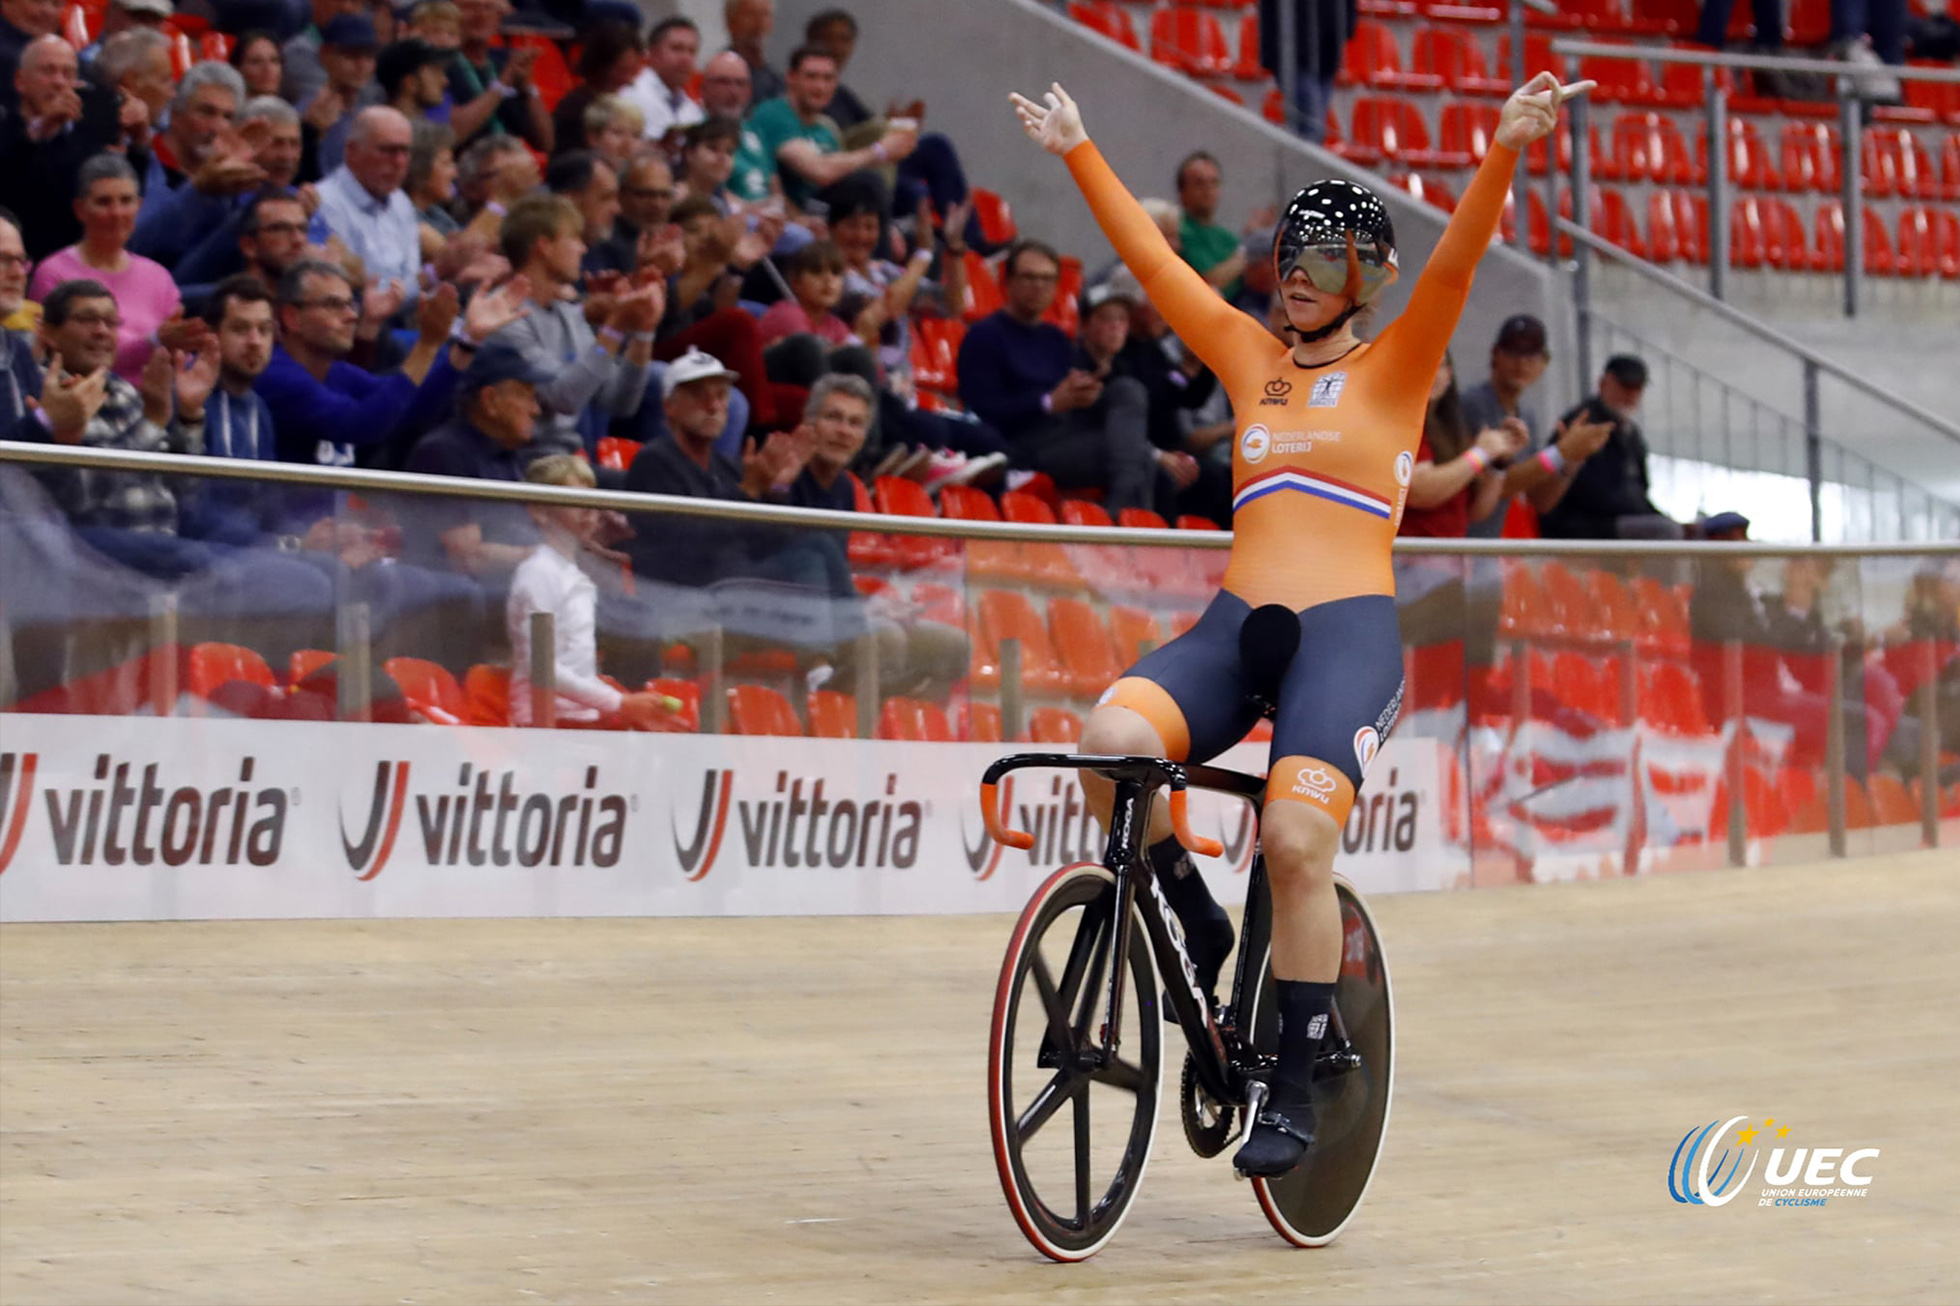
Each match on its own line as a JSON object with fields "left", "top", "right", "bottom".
{"left": 0, "top": 715, "right": 1453, "bottom": 922}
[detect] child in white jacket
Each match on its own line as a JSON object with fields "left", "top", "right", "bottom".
{"left": 508, "top": 454, "right": 679, "bottom": 729}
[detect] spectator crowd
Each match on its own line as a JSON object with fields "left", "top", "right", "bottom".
{"left": 4, "top": 0, "right": 1891, "bottom": 731}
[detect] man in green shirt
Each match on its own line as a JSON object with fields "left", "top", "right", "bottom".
{"left": 1174, "top": 150, "right": 1273, "bottom": 299}
{"left": 743, "top": 44, "right": 915, "bottom": 211}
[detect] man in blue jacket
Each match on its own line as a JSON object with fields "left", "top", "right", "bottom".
{"left": 955, "top": 238, "right": 1158, "bottom": 511}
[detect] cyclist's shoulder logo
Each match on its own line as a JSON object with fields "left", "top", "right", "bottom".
{"left": 1668, "top": 1115, "right": 1879, "bottom": 1209}
{"left": 1241, "top": 424, "right": 1272, "bottom": 464}
{"left": 1259, "top": 377, "right": 1291, "bottom": 407}
{"left": 1309, "top": 372, "right": 1347, "bottom": 408}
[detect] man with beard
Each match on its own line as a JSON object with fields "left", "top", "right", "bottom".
{"left": 170, "top": 101, "right": 311, "bottom": 290}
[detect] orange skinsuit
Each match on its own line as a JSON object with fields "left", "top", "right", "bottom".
{"left": 1064, "top": 138, "right": 1519, "bottom": 817}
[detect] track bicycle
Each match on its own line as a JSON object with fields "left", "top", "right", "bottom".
{"left": 978, "top": 605, "right": 1395, "bottom": 1261}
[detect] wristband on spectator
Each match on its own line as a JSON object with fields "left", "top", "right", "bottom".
{"left": 629, "top": 330, "right": 656, "bottom": 345}
{"left": 492, "top": 80, "right": 517, "bottom": 99}
{"left": 1463, "top": 446, "right": 1491, "bottom": 474}
{"left": 1040, "top": 391, "right": 1054, "bottom": 415}
{"left": 1537, "top": 445, "right": 1568, "bottom": 476}
{"left": 872, "top": 141, "right": 889, "bottom": 163}
{"left": 448, "top": 319, "right": 481, "bottom": 350}
{"left": 486, "top": 200, "right": 508, "bottom": 218}
{"left": 598, "top": 325, "right": 626, "bottom": 346}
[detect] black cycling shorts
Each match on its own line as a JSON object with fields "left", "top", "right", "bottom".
{"left": 1101, "top": 590, "right": 1405, "bottom": 821}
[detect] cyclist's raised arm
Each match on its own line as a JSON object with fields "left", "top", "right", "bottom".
{"left": 1010, "top": 84, "right": 1270, "bottom": 390}
{"left": 1390, "top": 72, "right": 1594, "bottom": 374}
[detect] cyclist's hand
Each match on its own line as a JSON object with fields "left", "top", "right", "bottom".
{"left": 1496, "top": 71, "right": 1596, "bottom": 151}
{"left": 1009, "top": 83, "right": 1087, "bottom": 156}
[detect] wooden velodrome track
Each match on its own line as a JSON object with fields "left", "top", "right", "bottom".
{"left": 2, "top": 849, "right": 1954, "bottom": 1304}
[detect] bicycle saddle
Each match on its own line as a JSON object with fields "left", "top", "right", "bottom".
{"left": 1239, "top": 603, "right": 1301, "bottom": 720}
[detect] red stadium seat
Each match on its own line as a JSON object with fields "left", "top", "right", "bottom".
{"left": 1863, "top": 127, "right": 1938, "bottom": 200}
{"left": 968, "top": 188, "right": 1017, "bottom": 246}
{"left": 1610, "top": 111, "right": 1698, "bottom": 184}
{"left": 1578, "top": 41, "right": 1661, "bottom": 104}
{"left": 1048, "top": 597, "right": 1125, "bottom": 698}
{"left": 1438, "top": 102, "right": 1501, "bottom": 166}
{"left": 1233, "top": 13, "right": 1267, "bottom": 81}
{"left": 1340, "top": 20, "right": 1444, "bottom": 90}
{"left": 1697, "top": 117, "right": 1780, "bottom": 190}
{"left": 383, "top": 657, "right": 466, "bottom": 724}
{"left": 910, "top": 316, "right": 963, "bottom": 395}
{"left": 806, "top": 689, "right": 858, "bottom": 739}
{"left": 1069, "top": 0, "right": 1140, "bottom": 49}
{"left": 1042, "top": 256, "right": 1083, "bottom": 337}
{"left": 645, "top": 678, "right": 701, "bottom": 732}
{"left": 464, "top": 665, "right": 511, "bottom": 726}
{"left": 1763, "top": 198, "right": 1814, "bottom": 270}
{"left": 187, "top": 642, "right": 275, "bottom": 699}
{"left": 873, "top": 475, "right": 957, "bottom": 571}
{"left": 727, "top": 684, "right": 802, "bottom": 736}
{"left": 959, "top": 250, "right": 1004, "bottom": 321}
{"left": 1779, "top": 122, "right": 1842, "bottom": 194}
{"left": 1348, "top": 97, "right": 1466, "bottom": 169}
{"left": 1730, "top": 197, "right": 1768, "bottom": 269}
{"left": 1394, "top": 171, "right": 1459, "bottom": 213}
{"left": 595, "top": 436, "right": 638, "bottom": 471}
{"left": 1026, "top": 706, "right": 1085, "bottom": 745}
{"left": 972, "top": 589, "right": 1069, "bottom": 695}
{"left": 876, "top": 696, "right": 954, "bottom": 741}
{"left": 1496, "top": 31, "right": 1566, "bottom": 83}
{"left": 960, "top": 701, "right": 1004, "bottom": 743}
{"left": 1149, "top": 6, "right": 1232, "bottom": 76}
{"left": 1411, "top": 26, "right": 1509, "bottom": 95}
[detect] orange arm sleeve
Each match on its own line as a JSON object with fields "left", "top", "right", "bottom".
{"left": 1384, "top": 143, "right": 1520, "bottom": 375}
{"left": 1064, "top": 141, "right": 1272, "bottom": 391}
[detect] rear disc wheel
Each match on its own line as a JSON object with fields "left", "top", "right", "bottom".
{"left": 1243, "top": 875, "right": 1395, "bottom": 1247}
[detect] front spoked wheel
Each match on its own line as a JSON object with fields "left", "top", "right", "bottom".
{"left": 988, "top": 863, "right": 1164, "bottom": 1262}
{"left": 1243, "top": 875, "right": 1395, "bottom": 1247}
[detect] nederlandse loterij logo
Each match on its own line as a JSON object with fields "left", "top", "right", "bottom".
{"left": 1668, "top": 1117, "right": 1880, "bottom": 1209}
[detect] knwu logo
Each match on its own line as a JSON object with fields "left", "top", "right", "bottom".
{"left": 1668, "top": 1116, "right": 1879, "bottom": 1209}
{"left": 1, "top": 751, "right": 288, "bottom": 873}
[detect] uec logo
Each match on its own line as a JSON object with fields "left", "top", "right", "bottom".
{"left": 1668, "top": 1116, "right": 1758, "bottom": 1207}
{"left": 1668, "top": 1116, "right": 1879, "bottom": 1208}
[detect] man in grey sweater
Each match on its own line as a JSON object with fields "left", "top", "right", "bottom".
{"left": 488, "top": 192, "right": 662, "bottom": 473}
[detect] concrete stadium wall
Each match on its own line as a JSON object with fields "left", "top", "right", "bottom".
{"left": 771, "top": 0, "right": 1573, "bottom": 414}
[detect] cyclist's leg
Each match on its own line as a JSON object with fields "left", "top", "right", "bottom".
{"left": 1076, "top": 590, "right": 1261, "bottom": 836}
{"left": 1238, "top": 595, "right": 1404, "bottom": 1175}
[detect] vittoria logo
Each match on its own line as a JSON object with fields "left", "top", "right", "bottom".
{"left": 341, "top": 761, "right": 628, "bottom": 878}
{"left": 674, "top": 769, "right": 923, "bottom": 880}
{"left": 0, "top": 751, "right": 289, "bottom": 873}
{"left": 1341, "top": 765, "right": 1421, "bottom": 856}
{"left": 963, "top": 772, "right": 1101, "bottom": 880}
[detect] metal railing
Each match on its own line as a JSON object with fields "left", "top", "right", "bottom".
{"left": 1550, "top": 40, "right": 1960, "bottom": 314}
{"left": 7, "top": 441, "right": 1959, "bottom": 553}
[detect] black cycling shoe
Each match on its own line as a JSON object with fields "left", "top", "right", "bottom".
{"left": 1232, "top": 1098, "right": 1316, "bottom": 1178}
{"left": 1162, "top": 896, "right": 1235, "bottom": 1019}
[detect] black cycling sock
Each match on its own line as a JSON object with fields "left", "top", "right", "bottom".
{"left": 1272, "top": 979, "right": 1337, "bottom": 1105}
{"left": 1147, "top": 835, "right": 1218, "bottom": 918}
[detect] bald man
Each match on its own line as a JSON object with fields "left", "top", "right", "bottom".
{"left": 315, "top": 105, "right": 424, "bottom": 295}
{"left": 0, "top": 35, "right": 127, "bottom": 258}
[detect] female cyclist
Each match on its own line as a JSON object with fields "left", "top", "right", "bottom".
{"left": 1009, "top": 71, "right": 1591, "bottom": 1178}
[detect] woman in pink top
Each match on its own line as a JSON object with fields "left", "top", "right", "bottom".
{"left": 28, "top": 156, "right": 196, "bottom": 382}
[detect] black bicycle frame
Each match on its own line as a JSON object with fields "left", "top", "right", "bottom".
{"left": 980, "top": 754, "right": 1276, "bottom": 1109}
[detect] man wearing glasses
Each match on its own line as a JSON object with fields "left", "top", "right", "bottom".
{"left": 957, "top": 239, "right": 1165, "bottom": 513}
{"left": 315, "top": 106, "right": 423, "bottom": 299}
